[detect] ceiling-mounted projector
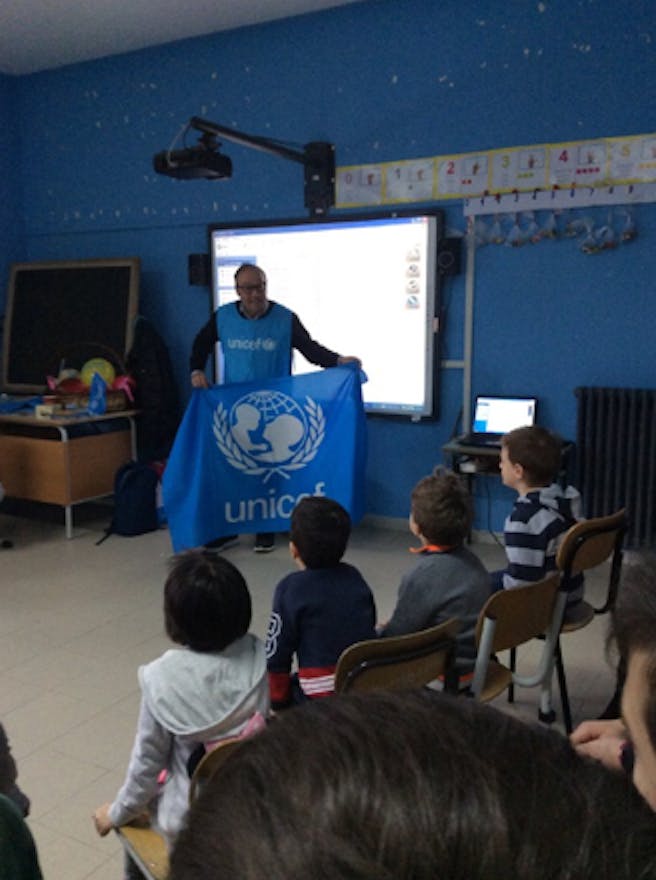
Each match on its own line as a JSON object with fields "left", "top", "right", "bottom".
{"left": 153, "top": 146, "right": 233, "bottom": 180}
{"left": 154, "top": 116, "right": 335, "bottom": 215}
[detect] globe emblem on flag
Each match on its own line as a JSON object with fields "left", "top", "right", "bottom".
{"left": 213, "top": 389, "right": 326, "bottom": 481}
{"left": 230, "top": 390, "right": 307, "bottom": 463}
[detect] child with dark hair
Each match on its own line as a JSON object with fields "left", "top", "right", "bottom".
{"left": 572, "top": 554, "right": 656, "bottom": 811}
{"left": 0, "top": 794, "right": 42, "bottom": 880}
{"left": 379, "top": 467, "right": 489, "bottom": 677}
{"left": 266, "top": 496, "right": 376, "bottom": 708}
{"left": 170, "top": 690, "right": 656, "bottom": 880}
{"left": 93, "top": 550, "right": 268, "bottom": 852}
{"left": 494, "top": 425, "right": 584, "bottom": 614}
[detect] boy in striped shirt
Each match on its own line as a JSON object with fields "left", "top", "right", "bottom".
{"left": 494, "top": 426, "right": 584, "bottom": 615}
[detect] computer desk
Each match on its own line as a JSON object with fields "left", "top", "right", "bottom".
{"left": 442, "top": 437, "right": 574, "bottom": 495}
{"left": 0, "top": 410, "right": 137, "bottom": 538}
{"left": 442, "top": 438, "right": 503, "bottom": 494}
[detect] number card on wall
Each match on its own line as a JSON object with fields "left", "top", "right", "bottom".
{"left": 436, "top": 154, "right": 488, "bottom": 198}
{"left": 609, "top": 135, "right": 656, "bottom": 183}
{"left": 490, "top": 147, "right": 548, "bottom": 192}
{"left": 548, "top": 141, "right": 606, "bottom": 187}
{"left": 385, "top": 160, "right": 435, "bottom": 202}
{"left": 336, "top": 165, "right": 384, "bottom": 206}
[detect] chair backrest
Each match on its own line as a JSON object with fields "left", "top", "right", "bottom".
{"left": 556, "top": 509, "right": 627, "bottom": 610}
{"left": 334, "top": 618, "right": 459, "bottom": 695}
{"left": 470, "top": 574, "right": 561, "bottom": 699}
{"left": 189, "top": 737, "right": 244, "bottom": 803}
{"left": 474, "top": 574, "right": 561, "bottom": 655}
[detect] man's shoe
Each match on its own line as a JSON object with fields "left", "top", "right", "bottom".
{"left": 204, "top": 535, "right": 239, "bottom": 553}
{"left": 253, "top": 533, "right": 275, "bottom": 553}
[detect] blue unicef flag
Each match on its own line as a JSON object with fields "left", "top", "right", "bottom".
{"left": 163, "top": 367, "right": 367, "bottom": 551}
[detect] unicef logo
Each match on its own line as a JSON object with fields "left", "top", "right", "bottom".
{"left": 213, "top": 389, "right": 325, "bottom": 482}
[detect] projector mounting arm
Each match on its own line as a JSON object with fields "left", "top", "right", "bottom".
{"left": 155, "top": 116, "right": 336, "bottom": 217}
{"left": 189, "top": 117, "right": 308, "bottom": 166}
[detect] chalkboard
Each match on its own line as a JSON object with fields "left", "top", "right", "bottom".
{"left": 2, "top": 258, "right": 140, "bottom": 394}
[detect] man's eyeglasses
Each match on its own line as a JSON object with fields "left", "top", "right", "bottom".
{"left": 237, "top": 283, "right": 266, "bottom": 293}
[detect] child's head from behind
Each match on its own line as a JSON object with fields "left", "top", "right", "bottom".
{"left": 501, "top": 426, "right": 561, "bottom": 489}
{"left": 290, "top": 496, "right": 351, "bottom": 569}
{"left": 164, "top": 550, "right": 252, "bottom": 652}
{"left": 410, "top": 467, "right": 471, "bottom": 547}
{"left": 171, "top": 690, "right": 656, "bottom": 880}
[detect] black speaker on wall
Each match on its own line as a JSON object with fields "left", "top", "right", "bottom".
{"left": 436, "top": 237, "right": 462, "bottom": 276}
{"left": 188, "top": 253, "right": 211, "bottom": 287}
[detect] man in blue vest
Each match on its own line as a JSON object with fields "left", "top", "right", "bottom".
{"left": 190, "top": 262, "right": 360, "bottom": 553}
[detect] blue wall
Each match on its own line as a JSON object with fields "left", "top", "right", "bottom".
{"left": 2, "top": 0, "right": 655, "bottom": 529}
{"left": 0, "top": 73, "right": 24, "bottom": 311}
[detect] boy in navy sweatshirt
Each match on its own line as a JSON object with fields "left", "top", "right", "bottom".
{"left": 266, "top": 497, "right": 376, "bottom": 708}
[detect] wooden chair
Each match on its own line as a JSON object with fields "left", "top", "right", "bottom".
{"left": 469, "top": 574, "right": 563, "bottom": 705}
{"left": 558, "top": 508, "right": 627, "bottom": 616}
{"left": 115, "top": 823, "right": 169, "bottom": 880}
{"left": 334, "top": 618, "right": 460, "bottom": 695}
{"left": 188, "top": 736, "right": 243, "bottom": 803}
{"left": 550, "top": 508, "right": 628, "bottom": 733}
{"left": 116, "top": 736, "right": 245, "bottom": 880}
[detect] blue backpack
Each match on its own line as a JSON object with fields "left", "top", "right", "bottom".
{"left": 97, "top": 462, "right": 159, "bottom": 543}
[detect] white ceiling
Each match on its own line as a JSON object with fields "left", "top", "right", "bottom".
{"left": 0, "top": 0, "right": 362, "bottom": 76}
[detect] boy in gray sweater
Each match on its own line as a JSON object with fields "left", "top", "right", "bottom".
{"left": 379, "top": 467, "right": 489, "bottom": 677}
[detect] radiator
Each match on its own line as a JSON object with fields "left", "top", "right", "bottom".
{"left": 575, "top": 387, "right": 656, "bottom": 548}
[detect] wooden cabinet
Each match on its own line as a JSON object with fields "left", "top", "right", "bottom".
{"left": 0, "top": 412, "right": 136, "bottom": 537}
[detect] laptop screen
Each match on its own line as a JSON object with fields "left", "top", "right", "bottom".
{"left": 472, "top": 396, "right": 537, "bottom": 435}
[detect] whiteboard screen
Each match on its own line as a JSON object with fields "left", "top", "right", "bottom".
{"left": 209, "top": 211, "right": 443, "bottom": 418}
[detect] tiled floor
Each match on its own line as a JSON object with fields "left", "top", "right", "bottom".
{"left": 0, "top": 503, "right": 617, "bottom": 879}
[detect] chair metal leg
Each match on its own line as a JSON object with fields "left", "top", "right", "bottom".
{"left": 538, "top": 667, "right": 556, "bottom": 724}
{"left": 537, "top": 639, "right": 558, "bottom": 725}
{"left": 508, "top": 647, "right": 516, "bottom": 703}
{"left": 554, "top": 638, "right": 573, "bottom": 734}
{"left": 538, "top": 693, "right": 556, "bottom": 723}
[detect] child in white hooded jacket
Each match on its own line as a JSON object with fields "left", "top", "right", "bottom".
{"left": 93, "top": 550, "right": 269, "bottom": 863}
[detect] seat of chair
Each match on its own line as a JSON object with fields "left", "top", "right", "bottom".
{"left": 475, "top": 659, "right": 513, "bottom": 702}
{"left": 560, "top": 599, "right": 595, "bottom": 632}
{"left": 116, "top": 823, "right": 169, "bottom": 880}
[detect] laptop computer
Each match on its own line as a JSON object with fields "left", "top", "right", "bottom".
{"left": 460, "top": 395, "right": 538, "bottom": 447}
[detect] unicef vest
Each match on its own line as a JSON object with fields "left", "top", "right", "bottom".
{"left": 217, "top": 302, "right": 293, "bottom": 384}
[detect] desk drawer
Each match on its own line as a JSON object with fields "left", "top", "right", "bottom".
{"left": 0, "top": 430, "right": 132, "bottom": 505}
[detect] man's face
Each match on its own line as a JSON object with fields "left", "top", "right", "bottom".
{"left": 236, "top": 267, "right": 268, "bottom": 319}
{"left": 622, "top": 649, "right": 656, "bottom": 810}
